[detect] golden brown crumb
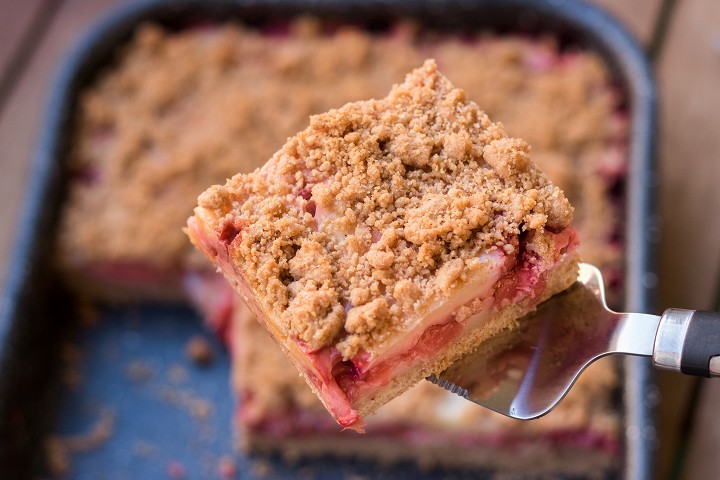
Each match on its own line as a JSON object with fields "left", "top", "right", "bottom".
{"left": 45, "top": 437, "right": 71, "bottom": 477}
{"left": 168, "top": 364, "right": 189, "bottom": 384}
{"left": 45, "top": 409, "right": 116, "bottom": 477}
{"left": 125, "top": 360, "right": 155, "bottom": 382}
{"left": 154, "top": 386, "right": 213, "bottom": 420}
{"left": 185, "top": 335, "right": 214, "bottom": 366}
{"left": 132, "top": 441, "right": 159, "bottom": 459}
{"left": 192, "top": 60, "right": 572, "bottom": 358}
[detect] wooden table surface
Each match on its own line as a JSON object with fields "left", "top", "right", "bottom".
{"left": 0, "top": 1, "right": 717, "bottom": 478}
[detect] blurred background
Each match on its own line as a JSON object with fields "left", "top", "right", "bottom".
{"left": 0, "top": 0, "right": 718, "bottom": 479}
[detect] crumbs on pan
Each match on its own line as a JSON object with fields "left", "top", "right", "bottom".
{"left": 185, "top": 335, "right": 215, "bottom": 366}
{"left": 45, "top": 408, "right": 116, "bottom": 477}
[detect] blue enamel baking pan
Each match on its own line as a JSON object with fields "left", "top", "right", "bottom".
{"left": 0, "top": 0, "right": 656, "bottom": 478}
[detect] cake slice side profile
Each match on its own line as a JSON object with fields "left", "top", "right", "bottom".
{"left": 187, "top": 60, "right": 579, "bottom": 431}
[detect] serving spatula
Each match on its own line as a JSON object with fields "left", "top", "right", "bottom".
{"left": 427, "top": 263, "right": 720, "bottom": 420}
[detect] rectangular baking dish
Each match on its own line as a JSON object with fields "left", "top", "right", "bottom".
{"left": 0, "top": 0, "right": 657, "bottom": 478}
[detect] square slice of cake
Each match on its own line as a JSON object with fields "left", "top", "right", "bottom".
{"left": 187, "top": 60, "right": 579, "bottom": 431}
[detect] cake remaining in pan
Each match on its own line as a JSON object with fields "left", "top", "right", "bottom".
{"left": 57, "top": 20, "right": 624, "bottom": 305}
{"left": 55, "top": 17, "right": 628, "bottom": 473}
{"left": 231, "top": 295, "right": 620, "bottom": 474}
{"left": 188, "top": 60, "right": 579, "bottom": 430}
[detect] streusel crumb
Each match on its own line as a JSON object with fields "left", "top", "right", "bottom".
{"left": 194, "top": 60, "right": 572, "bottom": 358}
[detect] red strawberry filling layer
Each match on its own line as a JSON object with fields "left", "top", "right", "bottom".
{"left": 80, "top": 261, "right": 179, "bottom": 285}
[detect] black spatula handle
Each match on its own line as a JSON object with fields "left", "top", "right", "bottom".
{"left": 653, "top": 309, "right": 720, "bottom": 378}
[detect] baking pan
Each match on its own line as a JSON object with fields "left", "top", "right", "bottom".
{"left": 0, "top": 0, "right": 657, "bottom": 478}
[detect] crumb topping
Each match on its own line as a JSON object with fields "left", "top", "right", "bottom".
{"left": 195, "top": 60, "right": 572, "bottom": 356}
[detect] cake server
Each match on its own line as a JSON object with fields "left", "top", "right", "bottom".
{"left": 428, "top": 263, "right": 720, "bottom": 420}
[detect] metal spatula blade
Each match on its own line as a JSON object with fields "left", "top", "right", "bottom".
{"left": 427, "top": 263, "right": 720, "bottom": 420}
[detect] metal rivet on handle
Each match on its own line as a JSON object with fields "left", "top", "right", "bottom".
{"left": 710, "top": 356, "right": 720, "bottom": 377}
{"left": 653, "top": 309, "right": 694, "bottom": 372}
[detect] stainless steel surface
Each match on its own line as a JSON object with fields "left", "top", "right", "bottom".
{"left": 652, "top": 308, "right": 694, "bottom": 373}
{"left": 710, "top": 356, "right": 720, "bottom": 377}
{"left": 429, "top": 263, "right": 662, "bottom": 420}
{"left": 614, "top": 312, "right": 661, "bottom": 356}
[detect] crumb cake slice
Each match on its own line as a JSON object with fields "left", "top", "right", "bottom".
{"left": 187, "top": 60, "right": 579, "bottom": 430}
{"left": 231, "top": 297, "right": 620, "bottom": 474}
